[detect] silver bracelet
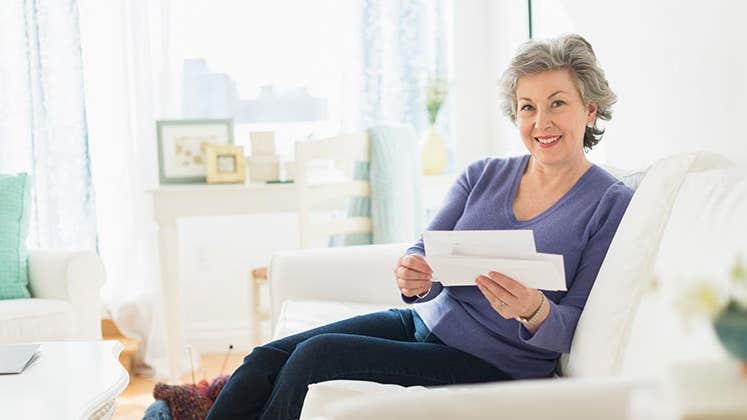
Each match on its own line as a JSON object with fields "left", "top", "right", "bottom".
{"left": 516, "top": 293, "right": 545, "bottom": 325}
{"left": 416, "top": 286, "right": 432, "bottom": 299}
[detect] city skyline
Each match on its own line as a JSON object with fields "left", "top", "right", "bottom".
{"left": 182, "top": 58, "right": 328, "bottom": 123}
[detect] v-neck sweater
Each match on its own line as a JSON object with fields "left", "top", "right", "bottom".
{"left": 404, "top": 155, "right": 633, "bottom": 379}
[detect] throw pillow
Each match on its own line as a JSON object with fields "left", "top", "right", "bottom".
{"left": 0, "top": 173, "right": 32, "bottom": 299}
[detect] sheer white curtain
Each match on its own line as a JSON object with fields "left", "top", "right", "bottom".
{"left": 358, "top": 0, "right": 453, "bottom": 167}
{"left": 76, "top": 0, "right": 452, "bottom": 379}
{"left": 79, "top": 0, "right": 174, "bottom": 377}
{"left": 0, "top": 0, "right": 97, "bottom": 251}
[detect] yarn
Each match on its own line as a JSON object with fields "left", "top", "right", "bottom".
{"left": 150, "top": 375, "right": 230, "bottom": 420}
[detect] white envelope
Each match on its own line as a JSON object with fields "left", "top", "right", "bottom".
{"left": 426, "top": 254, "right": 567, "bottom": 291}
{"left": 424, "top": 230, "right": 536, "bottom": 258}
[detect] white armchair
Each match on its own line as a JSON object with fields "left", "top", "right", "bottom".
{"left": 268, "top": 245, "right": 637, "bottom": 419}
{"left": 269, "top": 244, "right": 649, "bottom": 420}
{"left": 267, "top": 154, "right": 747, "bottom": 419}
{"left": 0, "top": 250, "right": 105, "bottom": 343}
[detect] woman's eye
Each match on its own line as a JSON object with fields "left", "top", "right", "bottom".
{"left": 520, "top": 104, "right": 534, "bottom": 112}
{"left": 551, "top": 100, "right": 565, "bottom": 108}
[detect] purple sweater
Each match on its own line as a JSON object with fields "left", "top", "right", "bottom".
{"left": 404, "top": 155, "right": 633, "bottom": 379}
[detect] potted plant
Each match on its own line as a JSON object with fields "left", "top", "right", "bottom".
{"left": 679, "top": 256, "right": 747, "bottom": 374}
{"left": 714, "top": 257, "right": 747, "bottom": 373}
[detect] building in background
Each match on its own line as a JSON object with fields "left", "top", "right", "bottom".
{"left": 182, "top": 59, "right": 238, "bottom": 119}
{"left": 182, "top": 59, "right": 327, "bottom": 122}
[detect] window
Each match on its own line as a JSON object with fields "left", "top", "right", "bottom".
{"left": 166, "top": 0, "right": 360, "bottom": 157}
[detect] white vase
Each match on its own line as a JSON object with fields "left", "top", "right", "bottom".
{"left": 421, "top": 125, "right": 448, "bottom": 176}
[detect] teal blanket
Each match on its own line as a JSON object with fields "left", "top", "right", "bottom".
{"left": 344, "top": 124, "right": 424, "bottom": 245}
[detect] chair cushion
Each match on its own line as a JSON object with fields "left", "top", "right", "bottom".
{"left": 563, "top": 152, "right": 733, "bottom": 377}
{"left": 0, "top": 173, "right": 31, "bottom": 299}
{"left": 0, "top": 298, "right": 76, "bottom": 342}
{"left": 272, "top": 299, "right": 401, "bottom": 340}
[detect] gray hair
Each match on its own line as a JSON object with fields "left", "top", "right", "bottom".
{"left": 499, "top": 34, "right": 617, "bottom": 149}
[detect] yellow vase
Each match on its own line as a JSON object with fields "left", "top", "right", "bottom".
{"left": 421, "top": 125, "right": 448, "bottom": 176}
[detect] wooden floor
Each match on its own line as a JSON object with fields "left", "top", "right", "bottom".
{"left": 113, "top": 353, "right": 247, "bottom": 420}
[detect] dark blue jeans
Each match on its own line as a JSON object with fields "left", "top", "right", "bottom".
{"left": 206, "top": 308, "right": 511, "bottom": 420}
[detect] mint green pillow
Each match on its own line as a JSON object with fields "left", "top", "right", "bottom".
{"left": 0, "top": 173, "right": 31, "bottom": 299}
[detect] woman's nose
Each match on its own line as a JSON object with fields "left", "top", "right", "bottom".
{"left": 534, "top": 109, "right": 552, "bottom": 129}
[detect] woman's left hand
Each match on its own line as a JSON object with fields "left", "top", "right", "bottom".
{"left": 475, "top": 271, "right": 542, "bottom": 319}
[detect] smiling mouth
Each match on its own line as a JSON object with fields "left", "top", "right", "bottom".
{"left": 534, "top": 136, "right": 562, "bottom": 144}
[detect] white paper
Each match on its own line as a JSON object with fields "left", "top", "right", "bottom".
{"left": 427, "top": 254, "right": 566, "bottom": 291}
{"left": 423, "top": 230, "right": 567, "bottom": 291}
{"left": 423, "top": 230, "right": 536, "bottom": 258}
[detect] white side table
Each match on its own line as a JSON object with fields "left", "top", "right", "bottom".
{"left": 151, "top": 176, "right": 454, "bottom": 382}
{"left": 151, "top": 182, "right": 298, "bottom": 382}
{"left": 0, "top": 340, "right": 129, "bottom": 420}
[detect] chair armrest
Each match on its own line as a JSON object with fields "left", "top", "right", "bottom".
{"left": 27, "top": 250, "right": 106, "bottom": 339}
{"left": 324, "top": 377, "right": 643, "bottom": 420}
{"left": 268, "top": 243, "right": 409, "bottom": 326}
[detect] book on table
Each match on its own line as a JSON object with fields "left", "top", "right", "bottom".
{"left": 0, "top": 343, "right": 40, "bottom": 374}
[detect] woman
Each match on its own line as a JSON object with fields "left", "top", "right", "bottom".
{"left": 207, "top": 34, "right": 633, "bottom": 420}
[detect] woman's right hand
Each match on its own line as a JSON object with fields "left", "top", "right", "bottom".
{"left": 394, "top": 254, "right": 433, "bottom": 297}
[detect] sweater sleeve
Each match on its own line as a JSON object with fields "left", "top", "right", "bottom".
{"left": 401, "top": 159, "right": 489, "bottom": 304}
{"left": 518, "top": 181, "right": 634, "bottom": 353}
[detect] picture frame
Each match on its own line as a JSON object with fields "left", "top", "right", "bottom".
{"left": 156, "top": 119, "right": 234, "bottom": 184}
{"left": 205, "top": 144, "right": 247, "bottom": 184}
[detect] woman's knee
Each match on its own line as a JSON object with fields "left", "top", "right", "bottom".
{"left": 236, "top": 343, "right": 293, "bottom": 377}
{"left": 296, "top": 333, "right": 346, "bottom": 354}
{"left": 286, "top": 333, "right": 352, "bottom": 369}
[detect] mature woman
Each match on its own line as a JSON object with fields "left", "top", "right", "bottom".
{"left": 207, "top": 34, "right": 633, "bottom": 420}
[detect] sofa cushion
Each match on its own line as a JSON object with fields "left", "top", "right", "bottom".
{"left": 621, "top": 167, "right": 747, "bottom": 376}
{"left": 0, "top": 298, "right": 76, "bottom": 342}
{"left": 654, "top": 167, "right": 747, "bottom": 304}
{"left": 563, "top": 152, "right": 733, "bottom": 377}
{"left": 301, "top": 380, "right": 425, "bottom": 420}
{"left": 272, "top": 299, "right": 402, "bottom": 340}
{"left": 321, "top": 377, "right": 638, "bottom": 420}
{"left": 0, "top": 173, "right": 32, "bottom": 299}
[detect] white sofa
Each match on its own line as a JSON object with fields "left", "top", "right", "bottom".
{"left": 267, "top": 153, "right": 747, "bottom": 419}
{"left": 0, "top": 250, "right": 105, "bottom": 343}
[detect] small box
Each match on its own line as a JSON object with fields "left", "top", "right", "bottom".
{"left": 282, "top": 160, "right": 294, "bottom": 181}
{"left": 250, "top": 131, "right": 276, "bottom": 156}
{"left": 248, "top": 155, "right": 279, "bottom": 182}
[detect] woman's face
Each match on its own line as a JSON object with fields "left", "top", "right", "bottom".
{"left": 515, "top": 69, "right": 597, "bottom": 168}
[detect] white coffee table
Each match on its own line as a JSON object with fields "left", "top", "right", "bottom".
{"left": 0, "top": 340, "right": 129, "bottom": 420}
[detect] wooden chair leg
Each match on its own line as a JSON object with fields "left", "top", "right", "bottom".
{"left": 250, "top": 267, "right": 269, "bottom": 345}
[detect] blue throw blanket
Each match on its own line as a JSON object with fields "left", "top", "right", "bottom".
{"left": 343, "top": 124, "right": 424, "bottom": 245}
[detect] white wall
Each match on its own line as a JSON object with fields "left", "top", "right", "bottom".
{"left": 532, "top": 0, "right": 747, "bottom": 168}
{"left": 451, "top": 0, "right": 529, "bottom": 168}
{"left": 453, "top": 0, "right": 747, "bottom": 169}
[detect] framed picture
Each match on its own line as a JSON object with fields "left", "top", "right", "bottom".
{"left": 156, "top": 119, "right": 234, "bottom": 184}
{"left": 205, "top": 144, "right": 247, "bottom": 184}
